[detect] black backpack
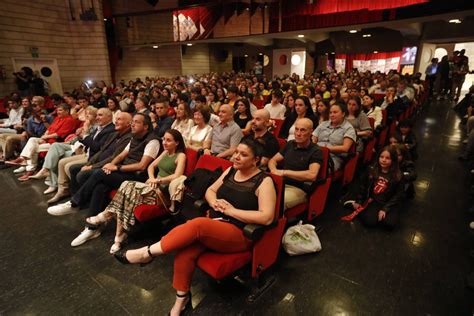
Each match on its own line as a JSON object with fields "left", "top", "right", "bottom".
{"left": 177, "top": 167, "right": 223, "bottom": 220}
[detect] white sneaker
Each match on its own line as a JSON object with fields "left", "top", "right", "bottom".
{"left": 13, "top": 166, "right": 26, "bottom": 174}
{"left": 47, "top": 201, "right": 79, "bottom": 216}
{"left": 71, "top": 227, "right": 102, "bottom": 247}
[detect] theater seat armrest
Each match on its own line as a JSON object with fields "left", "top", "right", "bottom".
{"left": 243, "top": 224, "right": 265, "bottom": 241}
{"left": 194, "top": 199, "right": 209, "bottom": 213}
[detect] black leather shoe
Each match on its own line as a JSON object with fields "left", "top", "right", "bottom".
{"left": 114, "top": 245, "right": 154, "bottom": 266}
{"left": 114, "top": 251, "right": 131, "bottom": 264}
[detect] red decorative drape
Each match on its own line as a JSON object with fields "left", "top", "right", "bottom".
{"left": 270, "top": 0, "right": 429, "bottom": 32}
{"left": 173, "top": 6, "right": 220, "bottom": 41}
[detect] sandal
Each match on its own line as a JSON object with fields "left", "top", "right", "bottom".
{"left": 168, "top": 292, "right": 192, "bottom": 315}
{"left": 114, "top": 245, "right": 155, "bottom": 266}
{"left": 86, "top": 212, "right": 110, "bottom": 226}
{"left": 110, "top": 233, "right": 128, "bottom": 254}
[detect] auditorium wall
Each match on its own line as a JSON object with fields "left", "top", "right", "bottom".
{"left": 115, "top": 46, "right": 182, "bottom": 81}
{"left": 0, "top": 0, "right": 111, "bottom": 96}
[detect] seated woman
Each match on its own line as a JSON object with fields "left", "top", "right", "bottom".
{"left": 316, "top": 99, "right": 330, "bottom": 125}
{"left": 186, "top": 105, "right": 212, "bottom": 152}
{"left": 171, "top": 102, "right": 193, "bottom": 141}
{"left": 114, "top": 138, "right": 276, "bottom": 316}
{"left": 279, "top": 96, "right": 317, "bottom": 141}
{"left": 341, "top": 146, "right": 404, "bottom": 229}
{"left": 312, "top": 103, "right": 356, "bottom": 171}
{"left": 107, "top": 97, "right": 122, "bottom": 124}
{"left": 233, "top": 98, "right": 252, "bottom": 135}
{"left": 86, "top": 129, "right": 187, "bottom": 253}
{"left": 394, "top": 143, "right": 417, "bottom": 199}
{"left": 362, "top": 94, "right": 383, "bottom": 130}
{"left": 346, "top": 97, "right": 372, "bottom": 152}
{"left": 329, "top": 87, "right": 340, "bottom": 105}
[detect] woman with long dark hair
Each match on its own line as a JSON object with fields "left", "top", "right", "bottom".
{"left": 279, "top": 95, "right": 317, "bottom": 140}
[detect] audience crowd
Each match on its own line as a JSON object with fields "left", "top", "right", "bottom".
{"left": 3, "top": 63, "right": 463, "bottom": 313}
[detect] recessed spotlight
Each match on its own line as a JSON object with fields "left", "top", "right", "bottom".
{"left": 244, "top": 54, "right": 249, "bottom": 58}
{"left": 349, "top": 30, "right": 357, "bottom": 33}
{"left": 373, "top": 50, "right": 378, "bottom": 53}
{"left": 246, "top": 7, "right": 249, "bottom": 10}
{"left": 331, "top": 52, "right": 335, "bottom": 54}
{"left": 103, "top": 18, "right": 107, "bottom": 21}
{"left": 297, "top": 34, "right": 305, "bottom": 38}
{"left": 363, "top": 34, "right": 371, "bottom": 38}
{"left": 187, "top": 43, "right": 193, "bottom": 46}
{"left": 153, "top": 45, "right": 158, "bottom": 48}
{"left": 449, "top": 19, "right": 462, "bottom": 24}
{"left": 258, "top": 53, "right": 263, "bottom": 55}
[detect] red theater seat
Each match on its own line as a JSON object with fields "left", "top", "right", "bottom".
{"left": 196, "top": 174, "right": 286, "bottom": 300}
{"left": 272, "top": 119, "right": 284, "bottom": 137}
{"left": 362, "top": 117, "right": 376, "bottom": 164}
{"left": 331, "top": 144, "right": 359, "bottom": 187}
{"left": 284, "top": 146, "right": 331, "bottom": 221}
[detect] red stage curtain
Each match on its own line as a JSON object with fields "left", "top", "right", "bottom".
{"left": 271, "top": 0, "right": 428, "bottom": 32}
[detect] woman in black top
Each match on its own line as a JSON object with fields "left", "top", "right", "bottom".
{"left": 233, "top": 98, "right": 252, "bottom": 134}
{"left": 342, "top": 146, "right": 404, "bottom": 229}
{"left": 115, "top": 138, "right": 276, "bottom": 315}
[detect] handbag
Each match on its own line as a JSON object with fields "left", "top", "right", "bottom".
{"left": 282, "top": 221, "right": 322, "bottom": 256}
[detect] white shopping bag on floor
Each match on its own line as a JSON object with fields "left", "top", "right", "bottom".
{"left": 282, "top": 221, "right": 322, "bottom": 256}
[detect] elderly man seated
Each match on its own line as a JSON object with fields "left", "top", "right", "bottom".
{"left": 27, "top": 108, "right": 115, "bottom": 194}
{"left": 268, "top": 118, "right": 323, "bottom": 209}
{"left": 204, "top": 104, "right": 243, "bottom": 159}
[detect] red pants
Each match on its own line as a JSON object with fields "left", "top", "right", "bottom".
{"left": 161, "top": 217, "right": 252, "bottom": 292}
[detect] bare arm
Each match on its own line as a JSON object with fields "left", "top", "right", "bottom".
{"left": 268, "top": 152, "right": 284, "bottom": 174}
{"left": 216, "top": 145, "right": 237, "bottom": 159}
{"left": 326, "top": 138, "right": 354, "bottom": 154}
{"left": 205, "top": 168, "right": 231, "bottom": 209}
{"left": 281, "top": 162, "right": 320, "bottom": 182}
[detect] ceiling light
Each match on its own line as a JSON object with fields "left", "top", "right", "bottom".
{"left": 349, "top": 30, "right": 357, "bottom": 33}
{"left": 363, "top": 34, "right": 371, "bottom": 38}
{"left": 297, "top": 34, "right": 305, "bottom": 38}
{"left": 373, "top": 50, "right": 378, "bottom": 53}
{"left": 331, "top": 52, "right": 335, "bottom": 54}
{"left": 258, "top": 53, "right": 263, "bottom": 55}
{"left": 244, "top": 54, "right": 249, "bottom": 58}
{"left": 325, "top": 53, "right": 328, "bottom": 55}
{"left": 449, "top": 19, "right": 462, "bottom": 24}
{"left": 153, "top": 45, "right": 158, "bottom": 48}
{"left": 187, "top": 43, "right": 193, "bottom": 46}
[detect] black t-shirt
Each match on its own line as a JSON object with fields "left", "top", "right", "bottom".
{"left": 243, "top": 131, "right": 280, "bottom": 159}
{"left": 234, "top": 114, "right": 251, "bottom": 129}
{"left": 279, "top": 140, "right": 324, "bottom": 192}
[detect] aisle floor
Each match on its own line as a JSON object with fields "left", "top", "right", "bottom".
{"left": 0, "top": 100, "right": 473, "bottom": 315}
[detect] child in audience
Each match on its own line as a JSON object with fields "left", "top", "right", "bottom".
{"left": 393, "top": 119, "right": 418, "bottom": 160}
{"left": 394, "top": 144, "right": 417, "bottom": 199}
{"left": 341, "top": 146, "right": 404, "bottom": 229}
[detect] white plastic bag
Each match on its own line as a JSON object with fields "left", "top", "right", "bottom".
{"left": 282, "top": 221, "right": 322, "bottom": 256}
